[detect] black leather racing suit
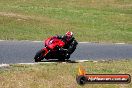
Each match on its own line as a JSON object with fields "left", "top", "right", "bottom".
{"left": 56, "top": 35, "right": 78, "bottom": 55}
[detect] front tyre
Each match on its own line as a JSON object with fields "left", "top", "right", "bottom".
{"left": 34, "top": 50, "right": 45, "bottom": 62}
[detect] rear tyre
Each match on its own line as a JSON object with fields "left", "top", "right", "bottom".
{"left": 58, "top": 53, "right": 70, "bottom": 62}
{"left": 34, "top": 50, "right": 45, "bottom": 62}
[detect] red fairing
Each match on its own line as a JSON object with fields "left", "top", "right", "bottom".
{"left": 48, "top": 39, "right": 65, "bottom": 49}
{"left": 42, "top": 47, "right": 49, "bottom": 56}
{"left": 44, "top": 37, "right": 52, "bottom": 46}
{"left": 44, "top": 36, "right": 65, "bottom": 50}
{"left": 41, "top": 37, "right": 65, "bottom": 59}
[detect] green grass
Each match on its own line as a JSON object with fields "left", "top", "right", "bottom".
{"left": 0, "top": 59, "right": 132, "bottom": 88}
{"left": 0, "top": 0, "right": 132, "bottom": 43}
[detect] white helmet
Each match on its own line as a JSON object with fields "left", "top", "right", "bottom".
{"left": 66, "top": 31, "right": 73, "bottom": 37}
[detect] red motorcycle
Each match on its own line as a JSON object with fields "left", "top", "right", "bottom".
{"left": 34, "top": 37, "right": 70, "bottom": 62}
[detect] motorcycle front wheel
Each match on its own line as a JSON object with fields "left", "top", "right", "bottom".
{"left": 34, "top": 50, "right": 45, "bottom": 62}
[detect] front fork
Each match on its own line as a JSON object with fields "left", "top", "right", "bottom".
{"left": 41, "top": 47, "right": 50, "bottom": 57}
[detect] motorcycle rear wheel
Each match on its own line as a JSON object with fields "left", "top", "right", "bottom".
{"left": 34, "top": 50, "right": 45, "bottom": 62}
{"left": 58, "top": 54, "right": 70, "bottom": 62}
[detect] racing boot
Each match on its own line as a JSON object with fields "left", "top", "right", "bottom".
{"left": 65, "top": 53, "right": 70, "bottom": 59}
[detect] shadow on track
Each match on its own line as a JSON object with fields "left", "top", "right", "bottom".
{"left": 38, "top": 59, "right": 78, "bottom": 63}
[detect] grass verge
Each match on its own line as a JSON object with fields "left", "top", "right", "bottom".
{"left": 0, "top": 0, "right": 132, "bottom": 43}
{"left": 0, "top": 59, "right": 132, "bottom": 88}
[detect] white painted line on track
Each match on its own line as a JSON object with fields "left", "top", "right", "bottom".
{"left": 18, "top": 62, "right": 57, "bottom": 64}
{"left": 0, "top": 40, "right": 128, "bottom": 45}
{"left": 93, "top": 61, "right": 98, "bottom": 63}
{"left": 79, "top": 42, "right": 90, "bottom": 43}
{"left": 38, "top": 62, "right": 58, "bottom": 64}
{"left": 0, "top": 60, "right": 93, "bottom": 66}
{"left": 0, "top": 59, "right": 115, "bottom": 66}
{"left": 32, "top": 41, "right": 90, "bottom": 44}
{"left": 0, "top": 64, "right": 10, "bottom": 67}
{"left": 74, "top": 60, "right": 90, "bottom": 62}
{"left": 0, "top": 40, "right": 5, "bottom": 42}
{"left": 32, "top": 40, "right": 41, "bottom": 42}
{"left": 115, "top": 43, "right": 125, "bottom": 44}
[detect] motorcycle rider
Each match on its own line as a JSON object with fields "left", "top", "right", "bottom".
{"left": 57, "top": 31, "right": 78, "bottom": 54}
{"left": 45, "top": 31, "right": 78, "bottom": 58}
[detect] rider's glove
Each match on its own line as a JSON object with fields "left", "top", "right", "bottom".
{"left": 59, "top": 48, "right": 68, "bottom": 53}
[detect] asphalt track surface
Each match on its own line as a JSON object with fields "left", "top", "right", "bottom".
{"left": 0, "top": 40, "right": 132, "bottom": 64}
